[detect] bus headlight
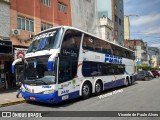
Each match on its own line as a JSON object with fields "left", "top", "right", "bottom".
{"left": 43, "top": 89, "right": 56, "bottom": 94}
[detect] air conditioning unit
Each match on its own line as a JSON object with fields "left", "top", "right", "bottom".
{"left": 12, "top": 29, "right": 20, "bottom": 36}
{"left": 29, "top": 33, "right": 35, "bottom": 38}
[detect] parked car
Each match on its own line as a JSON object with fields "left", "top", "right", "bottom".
{"left": 148, "top": 70, "right": 154, "bottom": 79}
{"left": 151, "top": 71, "right": 160, "bottom": 78}
{"left": 136, "top": 71, "right": 152, "bottom": 81}
{"left": 156, "top": 70, "right": 160, "bottom": 75}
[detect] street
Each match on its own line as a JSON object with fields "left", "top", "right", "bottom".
{"left": 0, "top": 78, "right": 160, "bottom": 120}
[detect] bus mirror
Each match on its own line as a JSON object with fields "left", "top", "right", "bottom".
{"left": 57, "top": 53, "right": 61, "bottom": 57}
{"left": 48, "top": 61, "right": 55, "bottom": 71}
{"left": 12, "top": 65, "right": 15, "bottom": 74}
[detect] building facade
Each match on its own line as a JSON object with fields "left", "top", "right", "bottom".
{"left": 129, "top": 40, "right": 148, "bottom": 65}
{"left": 0, "top": 0, "right": 12, "bottom": 89}
{"left": 70, "top": 0, "right": 97, "bottom": 33}
{"left": 0, "top": 0, "right": 10, "bottom": 40}
{"left": 148, "top": 47, "right": 160, "bottom": 67}
{"left": 0, "top": 0, "right": 72, "bottom": 89}
{"left": 99, "top": 17, "right": 113, "bottom": 41}
{"left": 111, "top": 0, "right": 124, "bottom": 45}
{"left": 10, "top": 0, "right": 72, "bottom": 48}
{"left": 96, "top": 0, "right": 124, "bottom": 45}
{"left": 124, "top": 16, "right": 130, "bottom": 40}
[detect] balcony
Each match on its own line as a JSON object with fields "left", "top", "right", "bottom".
{"left": 99, "top": 17, "right": 113, "bottom": 30}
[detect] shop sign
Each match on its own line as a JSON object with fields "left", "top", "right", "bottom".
{"left": 14, "top": 48, "right": 27, "bottom": 60}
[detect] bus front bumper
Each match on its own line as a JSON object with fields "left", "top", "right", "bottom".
{"left": 22, "top": 91, "right": 61, "bottom": 104}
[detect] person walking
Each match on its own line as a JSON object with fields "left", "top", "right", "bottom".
{"left": 16, "top": 87, "right": 22, "bottom": 98}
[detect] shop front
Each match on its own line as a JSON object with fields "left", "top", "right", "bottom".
{"left": 14, "top": 48, "right": 27, "bottom": 86}
{"left": 0, "top": 39, "right": 13, "bottom": 89}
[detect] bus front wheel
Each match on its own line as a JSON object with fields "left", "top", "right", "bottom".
{"left": 82, "top": 82, "right": 92, "bottom": 99}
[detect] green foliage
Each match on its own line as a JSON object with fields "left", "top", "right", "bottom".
{"left": 136, "top": 65, "right": 160, "bottom": 71}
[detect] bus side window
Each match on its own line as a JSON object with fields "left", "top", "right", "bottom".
{"left": 82, "top": 35, "right": 95, "bottom": 51}
{"left": 61, "top": 30, "right": 81, "bottom": 49}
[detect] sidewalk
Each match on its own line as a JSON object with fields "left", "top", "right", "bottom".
{"left": 0, "top": 88, "right": 26, "bottom": 107}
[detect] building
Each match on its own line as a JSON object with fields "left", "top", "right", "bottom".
{"left": 99, "top": 16, "right": 113, "bottom": 41}
{"left": 148, "top": 47, "right": 160, "bottom": 67}
{"left": 124, "top": 16, "right": 130, "bottom": 40}
{"left": 96, "top": 0, "right": 124, "bottom": 45}
{"left": 129, "top": 40, "right": 148, "bottom": 65}
{"left": 0, "top": 0, "right": 10, "bottom": 40}
{"left": 10, "top": 0, "right": 72, "bottom": 48}
{"left": 0, "top": 0, "right": 12, "bottom": 89}
{"left": 0, "top": 0, "right": 72, "bottom": 89}
{"left": 70, "top": 0, "right": 97, "bottom": 33}
{"left": 116, "top": 0, "right": 124, "bottom": 46}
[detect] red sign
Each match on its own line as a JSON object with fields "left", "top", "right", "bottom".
{"left": 14, "top": 48, "right": 27, "bottom": 60}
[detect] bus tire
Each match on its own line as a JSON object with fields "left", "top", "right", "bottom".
{"left": 81, "top": 82, "right": 92, "bottom": 99}
{"left": 95, "top": 81, "right": 103, "bottom": 95}
{"left": 125, "top": 77, "right": 129, "bottom": 86}
{"left": 130, "top": 76, "right": 134, "bottom": 85}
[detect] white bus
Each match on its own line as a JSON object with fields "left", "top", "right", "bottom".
{"left": 12, "top": 26, "right": 136, "bottom": 104}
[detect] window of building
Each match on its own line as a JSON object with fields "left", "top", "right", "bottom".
{"left": 17, "top": 16, "right": 34, "bottom": 32}
{"left": 107, "top": 32, "right": 109, "bottom": 39}
{"left": 41, "top": 0, "right": 51, "bottom": 7}
{"left": 119, "top": 18, "right": 122, "bottom": 25}
{"left": 41, "top": 22, "right": 53, "bottom": 31}
{"left": 115, "top": 15, "right": 118, "bottom": 23}
{"left": 58, "top": 2, "right": 67, "bottom": 13}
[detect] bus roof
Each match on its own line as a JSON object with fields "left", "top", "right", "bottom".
{"left": 37, "top": 26, "right": 135, "bottom": 53}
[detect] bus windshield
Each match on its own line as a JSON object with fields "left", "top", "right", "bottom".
{"left": 27, "top": 28, "right": 63, "bottom": 53}
{"left": 23, "top": 55, "right": 56, "bottom": 85}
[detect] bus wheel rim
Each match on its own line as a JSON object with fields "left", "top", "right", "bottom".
{"left": 96, "top": 83, "right": 101, "bottom": 93}
{"left": 83, "top": 85, "right": 90, "bottom": 96}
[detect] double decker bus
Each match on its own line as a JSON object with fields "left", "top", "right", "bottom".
{"left": 12, "top": 26, "right": 136, "bottom": 104}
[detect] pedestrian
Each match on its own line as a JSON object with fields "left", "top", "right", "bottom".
{"left": 16, "top": 87, "right": 22, "bottom": 98}
{"left": 16, "top": 72, "right": 23, "bottom": 98}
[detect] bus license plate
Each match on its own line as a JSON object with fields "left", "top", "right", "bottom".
{"left": 30, "top": 97, "right": 36, "bottom": 100}
{"left": 62, "top": 95, "right": 69, "bottom": 100}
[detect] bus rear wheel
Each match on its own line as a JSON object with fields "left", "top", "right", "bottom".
{"left": 125, "top": 78, "right": 129, "bottom": 86}
{"left": 82, "top": 82, "right": 91, "bottom": 99}
{"left": 95, "top": 81, "right": 103, "bottom": 95}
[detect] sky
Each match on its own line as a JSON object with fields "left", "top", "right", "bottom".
{"left": 124, "top": 0, "right": 160, "bottom": 48}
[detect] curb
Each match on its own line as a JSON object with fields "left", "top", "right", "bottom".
{"left": 0, "top": 100, "right": 26, "bottom": 108}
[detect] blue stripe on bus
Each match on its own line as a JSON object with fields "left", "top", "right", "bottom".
{"left": 22, "top": 90, "right": 80, "bottom": 104}
{"left": 104, "top": 78, "right": 125, "bottom": 90}
{"left": 21, "top": 78, "right": 126, "bottom": 104}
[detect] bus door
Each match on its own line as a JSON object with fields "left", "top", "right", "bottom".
{"left": 58, "top": 29, "right": 82, "bottom": 100}
{"left": 58, "top": 57, "right": 78, "bottom": 99}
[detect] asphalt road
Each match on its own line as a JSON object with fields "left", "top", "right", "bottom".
{"left": 0, "top": 78, "right": 160, "bottom": 120}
